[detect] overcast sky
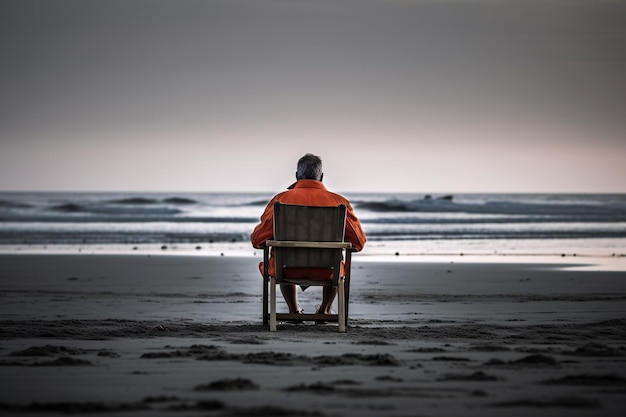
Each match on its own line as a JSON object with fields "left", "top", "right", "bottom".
{"left": 1, "top": 0, "right": 625, "bottom": 193}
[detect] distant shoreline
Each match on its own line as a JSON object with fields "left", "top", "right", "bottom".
{"left": 1, "top": 241, "right": 624, "bottom": 271}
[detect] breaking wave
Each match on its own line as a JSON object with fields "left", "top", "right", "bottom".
{"left": 1, "top": 192, "right": 625, "bottom": 245}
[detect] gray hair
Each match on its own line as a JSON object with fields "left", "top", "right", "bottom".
{"left": 296, "top": 153, "right": 323, "bottom": 180}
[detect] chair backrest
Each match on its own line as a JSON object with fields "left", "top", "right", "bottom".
{"left": 273, "top": 202, "right": 347, "bottom": 280}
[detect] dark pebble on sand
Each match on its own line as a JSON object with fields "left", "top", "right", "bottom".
{"left": 194, "top": 378, "right": 259, "bottom": 391}
{"left": 512, "top": 354, "right": 558, "bottom": 366}
{"left": 541, "top": 374, "right": 626, "bottom": 386}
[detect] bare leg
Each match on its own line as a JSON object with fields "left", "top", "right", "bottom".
{"left": 317, "top": 286, "right": 338, "bottom": 314}
{"left": 280, "top": 283, "right": 302, "bottom": 313}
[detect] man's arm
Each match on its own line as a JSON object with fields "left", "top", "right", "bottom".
{"left": 250, "top": 200, "right": 275, "bottom": 249}
{"left": 345, "top": 202, "right": 366, "bottom": 251}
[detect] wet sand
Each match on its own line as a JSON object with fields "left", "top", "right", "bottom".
{"left": 1, "top": 254, "right": 625, "bottom": 416}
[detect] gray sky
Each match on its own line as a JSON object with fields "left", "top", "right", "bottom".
{"left": 1, "top": 0, "right": 625, "bottom": 193}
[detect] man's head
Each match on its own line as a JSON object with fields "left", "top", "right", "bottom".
{"left": 296, "top": 153, "right": 323, "bottom": 181}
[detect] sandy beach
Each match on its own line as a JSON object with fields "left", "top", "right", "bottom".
{"left": 1, "top": 253, "right": 625, "bottom": 416}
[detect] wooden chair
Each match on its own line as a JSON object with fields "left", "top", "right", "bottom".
{"left": 262, "top": 202, "right": 354, "bottom": 332}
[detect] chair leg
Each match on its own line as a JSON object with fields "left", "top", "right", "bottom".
{"left": 338, "top": 278, "right": 346, "bottom": 332}
{"left": 270, "top": 276, "right": 277, "bottom": 332}
{"left": 344, "top": 275, "right": 350, "bottom": 328}
{"left": 262, "top": 277, "right": 268, "bottom": 325}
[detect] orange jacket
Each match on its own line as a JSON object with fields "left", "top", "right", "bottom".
{"left": 251, "top": 180, "right": 366, "bottom": 279}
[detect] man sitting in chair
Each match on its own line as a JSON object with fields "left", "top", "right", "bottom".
{"left": 251, "top": 153, "right": 366, "bottom": 316}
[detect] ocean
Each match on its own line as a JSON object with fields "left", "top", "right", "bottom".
{"left": 1, "top": 192, "right": 625, "bottom": 257}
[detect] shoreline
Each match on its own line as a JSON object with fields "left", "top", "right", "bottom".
{"left": 1, "top": 241, "right": 625, "bottom": 271}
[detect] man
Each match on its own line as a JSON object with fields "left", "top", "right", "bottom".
{"left": 250, "top": 153, "right": 366, "bottom": 316}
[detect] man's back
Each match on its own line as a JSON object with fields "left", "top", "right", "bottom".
{"left": 251, "top": 179, "right": 366, "bottom": 252}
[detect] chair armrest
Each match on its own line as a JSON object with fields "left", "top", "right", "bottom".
{"left": 266, "top": 240, "right": 352, "bottom": 249}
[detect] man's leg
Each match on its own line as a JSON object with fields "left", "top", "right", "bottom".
{"left": 280, "top": 283, "right": 302, "bottom": 313}
{"left": 317, "top": 286, "right": 338, "bottom": 314}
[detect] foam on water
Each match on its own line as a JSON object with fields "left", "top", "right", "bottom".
{"left": 1, "top": 192, "right": 625, "bottom": 259}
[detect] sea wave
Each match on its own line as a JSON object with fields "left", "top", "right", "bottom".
{"left": 108, "top": 197, "right": 198, "bottom": 205}
{"left": 0, "top": 231, "right": 249, "bottom": 245}
{"left": 48, "top": 203, "right": 182, "bottom": 216}
{"left": 1, "top": 192, "right": 626, "bottom": 248}
{"left": 108, "top": 197, "right": 159, "bottom": 205}
{"left": 0, "top": 200, "right": 33, "bottom": 209}
{"left": 354, "top": 197, "right": 626, "bottom": 221}
{"left": 1, "top": 216, "right": 258, "bottom": 223}
{"left": 162, "top": 197, "right": 197, "bottom": 204}
{"left": 244, "top": 199, "right": 272, "bottom": 206}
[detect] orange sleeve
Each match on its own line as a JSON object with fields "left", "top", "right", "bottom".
{"left": 344, "top": 201, "right": 367, "bottom": 251}
{"left": 250, "top": 197, "right": 277, "bottom": 249}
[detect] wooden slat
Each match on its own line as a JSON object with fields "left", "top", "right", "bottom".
{"left": 267, "top": 240, "right": 352, "bottom": 249}
{"left": 276, "top": 313, "right": 339, "bottom": 322}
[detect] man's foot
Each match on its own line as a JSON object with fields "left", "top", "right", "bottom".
{"left": 315, "top": 304, "right": 336, "bottom": 315}
{"left": 315, "top": 304, "right": 336, "bottom": 324}
{"left": 291, "top": 308, "right": 304, "bottom": 324}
